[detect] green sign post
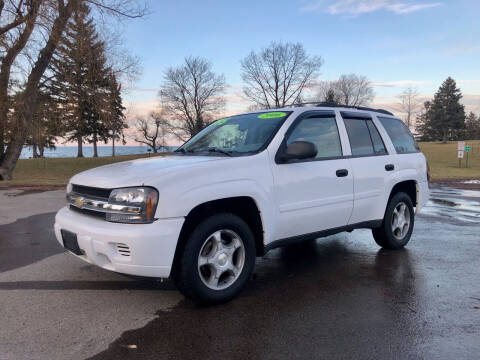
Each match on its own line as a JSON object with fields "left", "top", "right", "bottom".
{"left": 465, "top": 146, "right": 471, "bottom": 168}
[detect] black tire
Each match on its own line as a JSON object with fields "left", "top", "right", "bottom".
{"left": 173, "top": 213, "right": 256, "bottom": 305}
{"left": 372, "top": 192, "right": 415, "bottom": 250}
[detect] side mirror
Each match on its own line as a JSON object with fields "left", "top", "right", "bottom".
{"left": 281, "top": 141, "right": 317, "bottom": 162}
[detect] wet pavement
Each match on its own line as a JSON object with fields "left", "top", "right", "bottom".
{"left": 0, "top": 186, "right": 479, "bottom": 359}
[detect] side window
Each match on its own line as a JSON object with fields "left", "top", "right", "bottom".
{"left": 378, "top": 117, "right": 420, "bottom": 154}
{"left": 366, "top": 120, "right": 387, "bottom": 155}
{"left": 343, "top": 119, "right": 375, "bottom": 156}
{"left": 286, "top": 116, "right": 342, "bottom": 159}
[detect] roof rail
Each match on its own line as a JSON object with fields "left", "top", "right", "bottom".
{"left": 285, "top": 102, "right": 394, "bottom": 116}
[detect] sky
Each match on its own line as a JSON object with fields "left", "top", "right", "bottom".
{"left": 117, "top": 0, "right": 480, "bottom": 144}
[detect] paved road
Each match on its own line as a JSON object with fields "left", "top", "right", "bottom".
{"left": 0, "top": 186, "right": 479, "bottom": 359}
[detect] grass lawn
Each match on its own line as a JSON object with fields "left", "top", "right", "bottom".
{"left": 2, "top": 153, "right": 165, "bottom": 187}
{"left": 419, "top": 141, "right": 480, "bottom": 181}
{"left": 1, "top": 141, "right": 479, "bottom": 188}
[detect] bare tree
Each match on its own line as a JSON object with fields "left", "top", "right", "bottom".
{"left": 0, "top": 0, "right": 148, "bottom": 180}
{"left": 240, "top": 41, "right": 323, "bottom": 108}
{"left": 396, "top": 86, "right": 421, "bottom": 129}
{"left": 159, "top": 56, "right": 226, "bottom": 141}
{"left": 0, "top": 0, "right": 42, "bottom": 161}
{"left": 134, "top": 111, "right": 168, "bottom": 153}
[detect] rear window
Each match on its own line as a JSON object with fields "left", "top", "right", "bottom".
{"left": 378, "top": 117, "right": 419, "bottom": 154}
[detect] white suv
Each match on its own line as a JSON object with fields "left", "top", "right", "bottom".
{"left": 55, "top": 104, "right": 429, "bottom": 304}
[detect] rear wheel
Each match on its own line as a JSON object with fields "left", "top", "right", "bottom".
{"left": 372, "top": 192, "right": 414, "bottom": 250}
{"left": 173, "top": 213, "right": 256, "bottom": 304}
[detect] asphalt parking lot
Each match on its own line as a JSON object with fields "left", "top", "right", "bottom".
{"left": 1, "top": 185, "right": 479, "bottom": 360}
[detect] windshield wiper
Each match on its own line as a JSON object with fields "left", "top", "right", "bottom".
{"left": 206, "top": 147, "right": 232, "bottom": 156}
{"left": 174, "top": 148, "right": 194, "bottom": 154}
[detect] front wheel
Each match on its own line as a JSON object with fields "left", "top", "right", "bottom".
{"left": 173, "top": 213, "right": 256, "bottom": 304}
{"left": 372, "top": 192, "right": 415, "bottom": 250}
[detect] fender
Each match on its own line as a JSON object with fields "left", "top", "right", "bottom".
{"left": 379, "top": 169, "right": 420, "bottom": 217}
{"left": 177, "top": 179, "right": 274, "bottom": 245}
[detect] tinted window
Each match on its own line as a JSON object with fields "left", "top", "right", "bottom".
{"left": 379, "top": 117, "right": 419, "bottom": 154}
{"left": 366, "top": 120, "right": 387, "bottom": 155}
{"left": 287, "top": 116, "right": 342, "bottom": 159}
{"left": 343, "top": 119, "right": 375, "bottom": 156}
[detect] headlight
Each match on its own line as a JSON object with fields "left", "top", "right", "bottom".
{"left": 106, "top": 187, "right": 159, "bottom": 224}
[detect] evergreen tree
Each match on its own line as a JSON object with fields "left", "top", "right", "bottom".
{"left": 106, "top": 73, "right": 127, "bottom": 156}
{"left": 417, "top": 77, "right": 465, "bottom": 142}
{"left": 27, "top": 88, "right": 62, "bottom": 157}
{"left": 47, "top": 4, "right": 110, "bottom": 157}
{"left": 415, "top": 101, "right": 435, "bottom": 141}
{"left": 465, "top": 112, "right": 480, "bottom": 140}
{"left": 325, "top": 89, "right": 337, "bottom": 104}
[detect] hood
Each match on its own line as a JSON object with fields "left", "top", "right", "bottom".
{"left": 70, "top": 155, "right": 227, "bottom": 189}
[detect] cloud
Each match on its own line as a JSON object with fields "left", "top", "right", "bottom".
{"left": 300, "top": 0, "right": 442, "bottom": 15}
{"left": 373, "top": 80, "right": 430, "bottom": 88}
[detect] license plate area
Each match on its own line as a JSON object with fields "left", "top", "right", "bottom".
{"left": 61, "top": 229, "right": 84, "bottom": 256}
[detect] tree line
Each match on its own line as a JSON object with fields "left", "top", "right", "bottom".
{"left": 0, "top": 0, "right": 147, "bottom": 180}
{"left": 136, "top": 42, "right": 378, "bottom": 152}
{"left": 415, "top": 77, "right": 480, "bottom": 142}
{"left": 1, "top": 2, "right": 478, "bottom": 180}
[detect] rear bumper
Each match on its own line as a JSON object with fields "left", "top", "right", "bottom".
{"left": 416, "top": 180, "right": 430, "bottom": 214}
{"left": 54, "top": 207, "right": 184, "bottom": 278}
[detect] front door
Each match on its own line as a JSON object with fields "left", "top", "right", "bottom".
{"left": 271, "top": 111, "right": 354, "bottom": 240}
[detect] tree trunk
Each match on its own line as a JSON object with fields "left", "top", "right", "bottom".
{"left": 442, "top": 129, "right": 448, "bottom": 143}
{"left": 32, "top": 144, "right": 39, "bottom": 158}
{"left": 0, "top": 0, "right": 79, "bottom": 181}
{"left": 0, "top": 1, "right": 40, "bottom": 167}
{"left": 93, "top": 132, "right": 98, "bottom": 157}
{"left": 39, "top": 146, "right": 44, "bottom": 158}
{"left": 112, "top": 136, "right": 115, "bottom": 157}
{"left": 0, "top": 120, "right": 4, "bottom": 161}
{"left": 77, "top": 135, "right": 83, "bottom": 158}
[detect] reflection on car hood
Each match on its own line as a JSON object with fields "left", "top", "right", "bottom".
{"left": 70, "top": 155, "right": 227, "bottom": 189}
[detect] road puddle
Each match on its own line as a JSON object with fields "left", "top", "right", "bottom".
{"left": 421, "top": 185, "right": 480, "bottom": 223}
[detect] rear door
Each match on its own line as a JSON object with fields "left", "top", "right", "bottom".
{"left": 271, "top": 111, "right": 354, "bottom": 239}
{"left": 340, "top": 111, "right": 393, "bottom": 224}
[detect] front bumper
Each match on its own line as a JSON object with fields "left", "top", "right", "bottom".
{"left": 54, "top": 207, "right": 184, "bottom": 278}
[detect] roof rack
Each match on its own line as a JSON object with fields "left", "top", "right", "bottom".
{"left": 285, "top": 102, "right": 394, "bottom": 116}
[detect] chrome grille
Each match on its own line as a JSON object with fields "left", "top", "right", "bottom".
{"left": 71, "top": 184, "right": 112, "bottom": 200}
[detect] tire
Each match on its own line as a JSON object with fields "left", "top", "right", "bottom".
{"left": 372, "top": 192, "right": 415, "bottom": 250}
{"left": 173, "top": 213, "right": 256, "bottom": 305}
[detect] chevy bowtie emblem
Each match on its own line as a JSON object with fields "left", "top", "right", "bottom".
{"left": 74, "top": 197, "right": 85, "bottom": 208}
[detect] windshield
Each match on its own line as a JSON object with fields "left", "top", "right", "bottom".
{"left": 176, "top": 111, "right": 291, "bottom": 156}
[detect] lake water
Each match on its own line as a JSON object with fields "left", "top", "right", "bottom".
{"left": 20, "top": 146, "right": 178, "bottom": 159}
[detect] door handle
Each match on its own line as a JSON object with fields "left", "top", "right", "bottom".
{"left": 385, "top": 164, "right": 394, "bottom": 171}
{"left": 336, "top": 169, "right": 348, "bottom": 177}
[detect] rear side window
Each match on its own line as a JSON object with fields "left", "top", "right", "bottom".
{"left": 286, "top": 115, "right": 342, "bottom": 159}
{"left": 343, "top": 119, "right": 374, "bottom": 156}
{"left": 366, "top": 120, "right": 387, "bottom": 155}
{"left": 378, "top": 117, "right": 419, "bottom": 154}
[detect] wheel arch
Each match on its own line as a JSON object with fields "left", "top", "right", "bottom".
{"left": 170, "top": 196, "right": 265, "bottom": 278}
{"left": 388, "top": 180, "right": 418, "bottom": 207}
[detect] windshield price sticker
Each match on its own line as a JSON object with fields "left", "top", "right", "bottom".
{"left": 215, "top": 118, "right": 229, "bottom": 125}
{"left": 258, "top": 112, "right": 287, "bottom": 119}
